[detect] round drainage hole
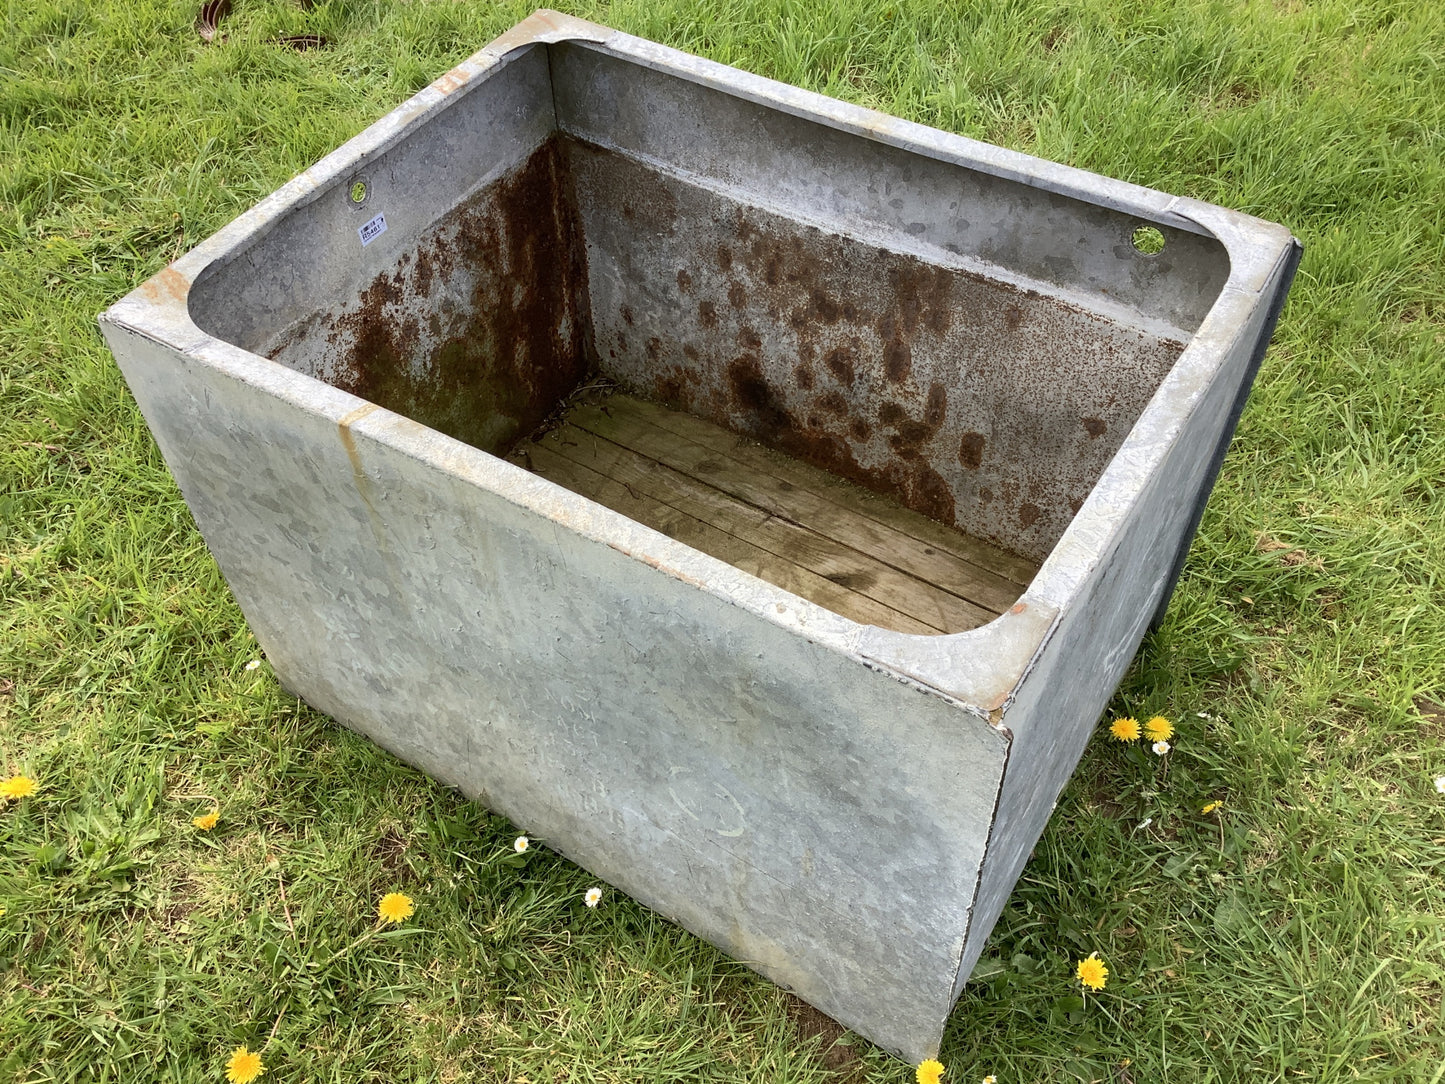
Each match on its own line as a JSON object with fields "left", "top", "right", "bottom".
{"left": 349, "top": 179, "right": 368, "bottom": 205}
{"left": 1132, "top": 224, "right": 1166, "bottom": 255}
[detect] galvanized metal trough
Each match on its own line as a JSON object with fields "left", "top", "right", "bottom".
{"left": 100, "top": 11, "right": 1300, "bottom": 1061}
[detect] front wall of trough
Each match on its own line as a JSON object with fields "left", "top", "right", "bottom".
{"left": 101, "top": 321, "right": 1011, "bottom": 1061}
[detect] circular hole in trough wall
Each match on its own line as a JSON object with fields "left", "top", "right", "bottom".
{"left": 1131, "top": 224, "right": 1166, "bottom": 255}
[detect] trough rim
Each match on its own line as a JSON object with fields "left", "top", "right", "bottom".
{"left": 99, "top": 8, "right": 1299, "bottom": 719}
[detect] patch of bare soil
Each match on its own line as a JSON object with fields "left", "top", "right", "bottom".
{"left": 783, "top": 993, "right": 867, "bottom": 1082}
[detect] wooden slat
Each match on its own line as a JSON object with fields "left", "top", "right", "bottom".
{"left": 568, "top": 397, "right": 1035, "bottom": 611}
{"left": 532, "top": 424, "right": 994, "bottom": 632}
{"left": 609, "top": 395, "right": 1039, "bottom": 587}
{"left": 515, "top": 441, "right": 941, "bottom": 635}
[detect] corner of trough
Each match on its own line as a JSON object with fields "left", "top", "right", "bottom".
{"left": 482, "top": 9, "right": 615, "bottom": 58}
{"left": 99, "top": 260, "right": 204, "bottom": 351}
{"left": 1163, "top": 196, "right": 1301, "bottom": 296}
{"left": 854, "top": 598, "right": 1059, "bottom": 729}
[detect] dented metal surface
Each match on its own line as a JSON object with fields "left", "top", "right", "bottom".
{"left": 99, "top": 10, "right": 1299, "bottom": 1064}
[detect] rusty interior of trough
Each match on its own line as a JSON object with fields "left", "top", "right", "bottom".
{"left": 189, "top": 44, "right": 1224, "bottom": 634}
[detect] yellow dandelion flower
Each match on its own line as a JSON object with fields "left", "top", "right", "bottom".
{"left": 1109, "top": 717, "right": 1139, "bottom": 742}
{"left": 1202, "top": 800, "right": 1223, "bottom": 814}
{"left": 916, "top": 1059, "right": 945, "bottom": 1084}
{"left": 378, "top": 891, "right": 414, "bottom": 924}
{"left": 1076, "top": 952, "right": 1108, "bottom": 991}
{"left": 225, "top": 1045, "right": 265, "bottom": 1084}
{"left": 0, "top": 775, "right": 38, "bottom": 801}
{"left": 513, "top": 835, "right": 529, "bottom": 854}
{"left": 1144, "top": 716, "right": 1174, "bottom": 741}
{"left": 193, "top": 809, "right": 220, "bottom": 831}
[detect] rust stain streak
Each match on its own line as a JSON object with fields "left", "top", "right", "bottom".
{"left": 339, "top": 402, "right": 381, "bottom": 431}
{"left": 338, "top": 403, "right": 381, "bottom": 515}
{"left": 431, "top": 68, "right": 470, "bottom": 95}
{"left": 137, "top": 266, "right": 190, "bottom": 306}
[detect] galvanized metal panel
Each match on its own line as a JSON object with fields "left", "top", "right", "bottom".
{"left": 953, "top": 245, "right": 1300, "bottom": 996}
{"left": 100, "top": 318, "right": 1009, "bottom": 1058}
{"left": 263, "top": 133, "right": 594, "bottom": 457}
{"left": 550, "top": 41, "right": 1230, "bottom": 337}
{"left": 189, "top": 43, "right": 559, "bottom": 360}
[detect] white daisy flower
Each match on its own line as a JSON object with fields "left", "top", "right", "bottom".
{"left": 1152, "top": 740, "right": 1171, "bottom": 756}
{"left": 513, "top": 835, "right": 529, "bottom": 853}
{"left": 244, "top": 659, "right": 262, "bottom": 671}
{"left": 1435, "top": 776, "right": 1445, "bottom": 795}
{"left": 584, "top": 887, "right": 603, "bottom": 908}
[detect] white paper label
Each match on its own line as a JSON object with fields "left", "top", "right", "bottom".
{"left": 358, "top": 213, "right": 387, "bottom": 246}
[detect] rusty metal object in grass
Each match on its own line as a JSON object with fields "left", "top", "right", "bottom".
{"left": 195, "top": 0, "right": 230, "bottom": 44}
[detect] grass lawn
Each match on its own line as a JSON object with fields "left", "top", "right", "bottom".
{"left": 3, "top": 0, "right": 1444, "bottom": 1080}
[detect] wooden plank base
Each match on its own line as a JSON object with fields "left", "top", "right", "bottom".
{"left": 507, "top": 392, "right": 1038, "bottom": 635}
